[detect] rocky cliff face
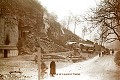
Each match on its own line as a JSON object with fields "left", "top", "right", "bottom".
{"left": 0, "top": 0, "right": 81, "bottom": 55}
{"left": 0, "top": 13, "right": 18, "bottom": 45}
{"left": 0, "top": 0, "right": 46, "bottom": 54}
{"left": 47, "top": 20, "right": 81, "bottom": 48}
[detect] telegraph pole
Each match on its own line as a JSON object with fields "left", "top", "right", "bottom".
{"left": 37, "top": 48, "right": 41, "bottom": 80}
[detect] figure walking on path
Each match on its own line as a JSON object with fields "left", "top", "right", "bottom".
{"left": 99, "top": 52, "right": 101, "bottom": 57}
{"left": 112, "top": 49, "right": 114, "bottom": 55}
{"left": 50, "top": 60, "right": 56, "bottom": 77}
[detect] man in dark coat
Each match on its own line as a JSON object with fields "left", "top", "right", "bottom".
{"left": 112, "top": 49, "right": 114, "bottom": 55}
{"left": 50, "top": 60, "right": 56, "bottom": 77}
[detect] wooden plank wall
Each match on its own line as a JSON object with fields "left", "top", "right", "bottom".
{"left": 0, "top": 45, "right": 18, "bottom": 58}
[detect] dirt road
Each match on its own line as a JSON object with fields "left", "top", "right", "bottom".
{"left": 45, "top": 54, "right": 120, "bottom": 80}
{"left": 0, "top": 53, "right": 120, "bottom": 80}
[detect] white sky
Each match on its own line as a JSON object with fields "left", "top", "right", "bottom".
{"left": 39, "top": 0, "right": 100, "bottom": 40}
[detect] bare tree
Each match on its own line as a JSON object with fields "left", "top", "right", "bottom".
{"left": 60, "top": 15, "right": 73, "bottom": 30}
{"left": 70, "top": 13, "right": 81, "bottom": 34}
{"left": 82, "top": 26, "right": 87, "bottom": 39}
{"left": 60, "top": 14, "right": 81, "bottom": 34}
{"left": 86, "top": 0, "right": 120, "bottom": 43}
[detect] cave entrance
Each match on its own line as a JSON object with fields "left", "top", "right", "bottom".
{"left": 4, "top": 34, "right": 10, "bottom": 58}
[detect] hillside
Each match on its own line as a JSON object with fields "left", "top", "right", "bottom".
{"left": 46, "top": 17, "right": 81, "bottom": 48}
{"left": 0, "top": 0, "right": 81, "bottom": 54}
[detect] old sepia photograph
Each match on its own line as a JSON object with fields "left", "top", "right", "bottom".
{"left": 0, "top": 0, "right": 120, "bottom": 80}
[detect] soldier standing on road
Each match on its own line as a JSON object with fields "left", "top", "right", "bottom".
{"left": 50, "top": 60, "right": 56, "bottom": 77}
{"left": 112, "top": 49, "right": 114, "bottom": 55}
{"left": 99, "top": 52, "right": 101, "bottom": 57}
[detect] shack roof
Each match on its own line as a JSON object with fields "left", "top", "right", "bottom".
{"left": 0, "top": 45, "right": 17, "bottom": 49}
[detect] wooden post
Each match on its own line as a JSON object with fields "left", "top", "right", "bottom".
{"left": 37, "top": 48, "right": 41, "bottom": 80}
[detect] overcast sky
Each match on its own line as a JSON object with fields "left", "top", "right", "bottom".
{"left": 39, "top": 0, "right": 99, "bottom": 20}
{"left": 39, "top": 0, "right": 100, "bottom": 40}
